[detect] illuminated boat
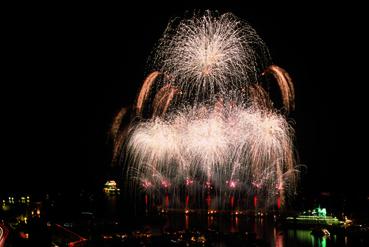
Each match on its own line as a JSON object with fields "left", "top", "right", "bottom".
{"left": 285, "top": 207, "right": 344, "bottom": 227}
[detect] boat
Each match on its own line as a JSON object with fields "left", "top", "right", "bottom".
{"left": 284, "top": 207, "right": 344, "bottom": 227}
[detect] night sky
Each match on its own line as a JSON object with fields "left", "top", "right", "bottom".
{"left": 3, "top": 2, "right": 367, "bottom": 196}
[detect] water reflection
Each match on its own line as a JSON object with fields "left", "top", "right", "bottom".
{"left": 100, "top": 194, "right": 366, "bottom": 246}
{"left": 156, "top": 213, "right": 359, "bottom": 246}
{"left": 286, "top": 229, "right": 328, "bottom": 247}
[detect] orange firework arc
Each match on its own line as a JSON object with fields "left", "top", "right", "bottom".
{"left": 152, "top": 84, "right": 178, "bottom": 117}
{"left": 111, "top": 107, "right": 131, "bottom": 164}
{"left": 262, "top": 65, "right": 295, "bottom": 113}
{"left": 111, "top": 107, "right": 128, "bottom": 141}
{"left": 112, "top": 131, "right": 126, "bottom": 164}
{"left": 136, "top": 71, "right": 160, "bottom": 115}
{"left": 247, "top": 84, "right": 273, "bottom": 109}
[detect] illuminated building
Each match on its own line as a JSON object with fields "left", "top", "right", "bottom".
{"left": 103, "top": 180, "right": 120, "bottom": 195}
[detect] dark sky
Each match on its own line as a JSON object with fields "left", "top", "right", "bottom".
{"left": 2, "top": 2, "right": 367, "bottom": 195}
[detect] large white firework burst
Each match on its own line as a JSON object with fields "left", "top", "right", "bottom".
{"left": 125, "top": 104, "right": 296, "bottom": 207}
{"left": 153, "top": 11, "right": 270, "bottom": 101}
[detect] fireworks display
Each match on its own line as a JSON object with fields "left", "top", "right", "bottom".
{"left": 113, "top": 11, "right": 297, "bottom": 209}
{"left": 153, "top": 12, "right": 270, "bottom": 101}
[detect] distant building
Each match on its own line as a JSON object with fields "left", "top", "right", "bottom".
{"left": 103, "top": 180, "right": 120, "bottom": 195}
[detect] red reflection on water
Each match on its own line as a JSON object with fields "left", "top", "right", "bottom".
{"left": 277, "top": 197, "right": 281, "bottom": 209}
{"left": 207, "top": 216, "right": 214, "bottom": 228}
{"left": 230, "top": 215, "right": 239, "bottom": 233}
{"left": 185, "top": 195, "right": 189, "bottom": 208}
{"left": 273, "top": 227, "right": 283, "bottom": 247}
{"left": 185, "top": 215, "right": 189, "bottom": 230}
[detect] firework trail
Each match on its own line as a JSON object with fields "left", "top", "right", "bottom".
{"left": 262, "top": 65, "right": 295, "bottom": 112}
{"left": 113, "top": 11, "right": 298, "bottom": 209}
{"left": 111, "top": 107, "right": 128, "bottom": 140}
{"left": 152, "top": 84, "right": 178, "bottom": 117}
{"left": 111, "top": 107, "right": 129, "bottom": 163}
{"left": 136, "top": 71, "right": 160, "bottom": 115}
